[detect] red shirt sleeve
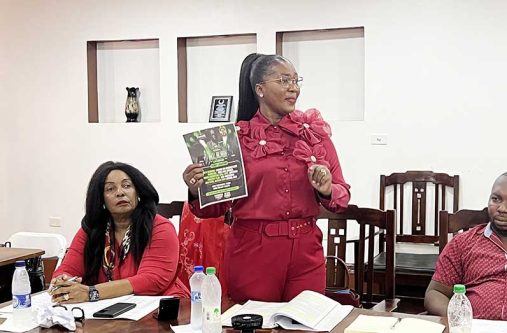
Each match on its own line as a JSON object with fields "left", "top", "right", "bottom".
{"left": 432, "top": 232, "right": 464, "bottom": 286}
{"left": 127, "top": 215, "right": 180, "bottom": 294}
{"left": 317, "top": 138, "right": 351, "bottom": 212}
{"left": 52, "top": 228, "right": 87, "bottom": 279}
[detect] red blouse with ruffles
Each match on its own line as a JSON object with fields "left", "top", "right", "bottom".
{"left": 190, "top": 109, "right": 350, "bottom": 220}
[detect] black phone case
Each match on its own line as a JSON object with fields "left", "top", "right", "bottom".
{"left": 92, "top": 302, "right": 136, "bottom": 318}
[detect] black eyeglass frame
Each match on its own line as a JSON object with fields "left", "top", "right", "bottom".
{"left": 52, "top": 304, "right": 85, "bottom": 321}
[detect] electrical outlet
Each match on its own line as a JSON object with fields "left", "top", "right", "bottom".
{"left": 49, "top": 216, "right": 61, "bottom": 227}
{"left": 370, "top": 134, "right": 388, "bottom": 145}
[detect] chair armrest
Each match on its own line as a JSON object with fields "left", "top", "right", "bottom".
{"left": 371, "top": 298, "right": 400, "bottom": 312}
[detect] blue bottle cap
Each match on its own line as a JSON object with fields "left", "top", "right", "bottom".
{"left": 15, "top": 261, "right": 26, "bottom": 268}
{"left": 194, "top": 265, "right": 204, "bottom": 272}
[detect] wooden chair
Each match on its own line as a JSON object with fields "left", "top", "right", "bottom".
{"left": 378, "top": 171, "right": 459, "bottom": 298}
{"left": 157, "top": 201, "right": 185, "bottom": 219}
{"left": 319, "top": 205, "right": 398, "bottom": 311}
{"left": 439, "top": 208, "right": 489, "bottom": 253}
{"left": 380, "top": 171, "right": 459, "bottom": 244}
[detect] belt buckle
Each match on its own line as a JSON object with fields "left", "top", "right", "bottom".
{"left": 264, "top": 223, "right": 280, "bottom": 237}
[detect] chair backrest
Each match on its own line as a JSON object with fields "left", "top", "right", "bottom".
{"left": 319, "top": 205, "right": 396, "bottom": 307}
{"left": 380, "top": 170, "right": 459, "bottom": 244}
{"left": 7, "top": 232, "right": 68, "bottom": 288}
{"left": 7, "top": 232, "right": 67, "bottom": 263}
{"left": 157, "top": 201, "right": 185, "bottom": 219}
{"left": 158, "top": 201, "right": 185, "bottom": 235}
{"left": 439, "top": 208, "right": 489, "bottom": 253}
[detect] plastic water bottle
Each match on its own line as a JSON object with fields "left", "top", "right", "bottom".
{"left": 12, "top": 261, "right": 32, "bottom": 324}
{"left": 201, "top": 267, "right": 222, "bottom": 333}
{"left": 190, "top": 265, "right": 206, "bottom": 330}
{"left": 447, "top": 284, "right": 473, "bottom": 333}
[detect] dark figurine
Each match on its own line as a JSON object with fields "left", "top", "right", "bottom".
{"left": 125, "top": 87, "right": 140, "bottom": 122}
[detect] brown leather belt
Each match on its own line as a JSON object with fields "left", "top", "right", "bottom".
{"left": 234, "top": 218, "right": 316, "bottom": 239}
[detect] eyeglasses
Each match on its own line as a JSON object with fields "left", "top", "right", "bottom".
{"left": 53, "top": 305, "right": 85, "bottom": 321}
{"left": 258, "top": 76, "right": 303, "bottom": 88}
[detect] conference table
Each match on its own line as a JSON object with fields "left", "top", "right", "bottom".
{"left": 0, "top": 297, "right": 449, "bottom": 332}
{"left": 0, "top": 248, "right": 45, "bottom": 303}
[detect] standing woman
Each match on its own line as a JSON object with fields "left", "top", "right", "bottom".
{"left": 50, "top": 161, "right": 189, "bottom": 303}
{"left": 182, "top": 53, "right": 350, "bottom": 302}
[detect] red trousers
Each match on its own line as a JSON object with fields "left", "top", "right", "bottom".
{"left": 224, "top": 218, "right": 325, "bottom": 302}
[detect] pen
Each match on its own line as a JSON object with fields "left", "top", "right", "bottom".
{"left": 391, "top": 317, "right": 401, "bottom": 329}
{"left": 49, "top": 276, "right": 78, "bottom": 293}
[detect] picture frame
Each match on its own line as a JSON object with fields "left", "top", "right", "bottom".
{"left": 209, "top": 96, "right": 233, "bottom": 122}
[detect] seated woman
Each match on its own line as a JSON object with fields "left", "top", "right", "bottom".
{"left": 49, "top": 161, "right": 189, "bottom": 303}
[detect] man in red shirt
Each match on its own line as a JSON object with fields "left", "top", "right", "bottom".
{"left": 425, "top": 172, "right": 507, "bottom": 320}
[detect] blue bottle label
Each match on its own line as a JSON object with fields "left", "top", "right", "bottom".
{"left": 13, "top": 294, "right": 31, "bottom": 309}
{"left": 191, "top": 291, "right": 202, "bottom": 303}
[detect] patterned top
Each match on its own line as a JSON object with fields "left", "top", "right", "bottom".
{"left": 433, "top": 223, "right": 507, "bottom": 320}
{"left": 190, "top": 109, "right": 351, "bottom": 220}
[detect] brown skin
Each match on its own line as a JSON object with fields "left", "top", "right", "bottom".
{"left": 424, "top": 280, "right": 454, "bottom": 316}
{"left": 183, "top": 59, "right": 332, "bottom": 197}
{"left": 488, "top": 175, "right": 507, "bottom": 247}
{"left": 255, "top": 61, "right": 300, "bottom": 124}
{"left": 49, "top": 170, "right": 138, "bottom": 304}
{"left": 424, "top": 174, "right": 507, "bottom": 316}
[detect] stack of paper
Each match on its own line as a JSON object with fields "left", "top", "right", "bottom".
{"left": 1, "top": 292, "right": 165, "bottom": 321}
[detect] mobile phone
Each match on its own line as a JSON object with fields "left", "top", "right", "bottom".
{"left": 92, "top": 302, "right": 136, "bottom": 318}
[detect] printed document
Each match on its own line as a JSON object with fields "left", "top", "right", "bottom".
{"left": 1, "top": 292, "right": 164, "bottom": 321}
{"left": 472, "top": 318, "right": 507, "bottom": 333}
{"left": 344, "top": 314, "right": 445, "bottom": 333}
{"left": 222, "top": 290, "right": 353, "bottom": 331}
{"left": 183, "top": 123, "right": 248, "bottom": 208}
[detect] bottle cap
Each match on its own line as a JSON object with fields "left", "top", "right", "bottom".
{"left": 453, "top": 284, "right": 466, "bottom": 294}
{"left": 15, "top": 261, "right": 26, "bottom": 268}
{"left": 194, "top": 265, "right": 204, "bottom": 272}
{"left": 206, "top": 267, "right": 216, "bottom": 275}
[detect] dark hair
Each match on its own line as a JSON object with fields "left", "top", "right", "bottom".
{"left": 82, "top": 161, "right": 159, "bottom": 284}
{"left": 237, "top": 53, "right": 289, "bottom": 121}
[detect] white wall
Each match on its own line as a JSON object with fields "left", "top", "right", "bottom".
{"left": 1, "top": 0, "right": 507, "bottom": 243}
{"left": 186, "top": 35, "right": 257, "bottom": 123}
{"left": 97, "top": 40, "right": 161, "bottom": 123}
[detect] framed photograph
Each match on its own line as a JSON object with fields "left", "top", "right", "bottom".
{"left": 209, "top": 96, "right": 233, "bottom": 122}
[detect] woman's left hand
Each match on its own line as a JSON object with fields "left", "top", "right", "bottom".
{"left": 49, "top": 279, "right": 89, "bottom": 304}
{"left": 308, "top": 164, "right": 332, "bottom": 198}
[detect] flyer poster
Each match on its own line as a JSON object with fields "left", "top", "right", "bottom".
{"left": 183, "top": 123, "right": 248, "bottom": 208}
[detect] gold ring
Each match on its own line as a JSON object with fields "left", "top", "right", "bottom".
{"left": 63, "top": 293, "right": 69, "bottom": 301}
{"left": 189, "top": 178, "right": 196, "bottom": 185}
{"left": 320, "top": 169, "right": 327, "bottom": 176}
